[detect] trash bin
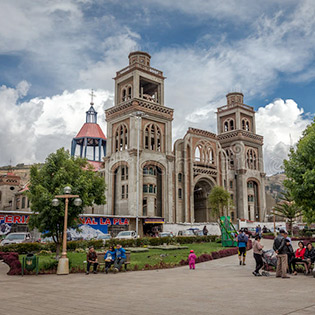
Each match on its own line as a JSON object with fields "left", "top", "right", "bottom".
{"left": 24, "top": 254, "right": 37, "bottom": 271}
{"left": 22, "top": 254, "right": 39, "bottom": 276}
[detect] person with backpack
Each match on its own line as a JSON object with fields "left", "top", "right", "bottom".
{"left": 237, "top": 229, "right": 248, "bottom": 265}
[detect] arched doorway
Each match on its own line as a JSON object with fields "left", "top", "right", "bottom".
{"left": 194, "top": 179, "right": 213, "bottom": 222}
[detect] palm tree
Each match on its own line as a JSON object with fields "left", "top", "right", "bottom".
{"left": 272, "top": 191, "right": 302, "bottom": 236}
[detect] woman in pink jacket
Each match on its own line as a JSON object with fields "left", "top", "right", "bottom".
{"left": 188, "top": 250, "right": 197, "bottom": 270}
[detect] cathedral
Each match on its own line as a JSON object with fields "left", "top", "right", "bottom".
{"left": 98, "top": 51, "right": 266, "bottom": 234}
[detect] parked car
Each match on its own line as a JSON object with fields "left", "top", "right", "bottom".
{"left": 177, "top": 230, "right": 195, "bottom": 237}
{"left": 187, "top": 228, "right": 204, "bottom": 236}
{"left": 1, "top": 232, "right": 32, "bottom": 245}
{"left": 158, "top": 232, "right": 173, "bottom": 238}
{"left": 115, "top": 231, "right": 137, "bottom": 239}
{"left": 97, "top": 233, "right": 112, "bottom": 245}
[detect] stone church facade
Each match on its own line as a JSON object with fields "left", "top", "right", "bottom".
{"left": 101, "top": 51, "right": 266, "bottom": 231}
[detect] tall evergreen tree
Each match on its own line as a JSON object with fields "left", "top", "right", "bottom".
{"left": 272, "top": 191, "right": 302, "bottom": 235}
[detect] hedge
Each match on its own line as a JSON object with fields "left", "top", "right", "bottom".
{"left": 106, "top": 235, "right": 219, "bottom": 248}
{"left": 0, "top": 252, "right": 21, "bottom": 275}
{"left": 0, "top": 239, "right": 104, "bottom": 254}
{"left": 0, "top": 236, "right": 219, "bottom": 254}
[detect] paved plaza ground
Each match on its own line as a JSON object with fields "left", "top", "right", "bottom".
{"left": 1, "top": 240, "right": 314, "bottom": 315}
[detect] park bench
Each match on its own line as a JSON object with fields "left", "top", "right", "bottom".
{"left": 295, "top": 261, "right": 314, "bottom": 274}
{"left": 83, "top": 251, "right": 130, "bottom": 272}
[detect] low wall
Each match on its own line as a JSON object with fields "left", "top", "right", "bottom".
{"left": 163, "top": 222, "right": 221, "bottom": 236}
{"left": 238, "top": 220, "right": 286, "bottom": 230}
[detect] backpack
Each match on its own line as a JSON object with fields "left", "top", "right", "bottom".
{"left": 238, "top": 233, "right": 247, "bottom": 242}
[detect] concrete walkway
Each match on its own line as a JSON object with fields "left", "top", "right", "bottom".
{"left": 1, "top": 240, "right": 314, "bottom": 315}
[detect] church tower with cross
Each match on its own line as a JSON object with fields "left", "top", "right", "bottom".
{"left": 71, "top": 90, "right": 107, "bottom": 167}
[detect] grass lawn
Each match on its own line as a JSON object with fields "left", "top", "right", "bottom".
{"left": 19, "top": 242, "right": 224, "bottom": 273}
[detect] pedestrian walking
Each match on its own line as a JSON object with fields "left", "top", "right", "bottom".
{"left": 203, "top": 225, "right": 208, "bottom": 236}
{"left": 252, "top": 235, "right": 264, "bottom": 276}
{"left": 237, "top": 229, "right": 248, "bottom": 265}
{"left": 188, "top": 250, "right": 197, "bottom": 270}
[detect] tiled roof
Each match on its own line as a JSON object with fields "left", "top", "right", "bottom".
{"left": 75, "top": 123, "right": 106, "bottom": 140}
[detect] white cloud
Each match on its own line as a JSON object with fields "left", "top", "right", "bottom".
{"left": 0, "top": 82, "right": 112, "bottom": 165}
{"left": 256, "top": 99, "right": 312, "bottom": 175}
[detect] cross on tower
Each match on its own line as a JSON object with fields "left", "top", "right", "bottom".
{"left": 89, "top": 89, "right": 96, "bottom": 105}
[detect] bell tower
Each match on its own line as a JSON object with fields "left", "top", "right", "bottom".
{"left": 217, "top": 92, "right": 266, "bottom": 221}
{"left": 103, "top": 51, "right": 174, "bottom": 229}
{"left": 114, "top": 51, "right": 164, "bottom": 107}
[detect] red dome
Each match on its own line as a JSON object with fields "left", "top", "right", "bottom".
{"left": 75, "top": 123, "right": 106, "bottom": 140}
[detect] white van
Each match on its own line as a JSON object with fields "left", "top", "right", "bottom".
{"left": 1, "top": 232, "right": 31, "bottom": 245}
{"left": 115, "top": 231, "right": 137, "bottom": 239}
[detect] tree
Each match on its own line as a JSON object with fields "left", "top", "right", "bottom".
{"left": 272, "top": 191, "right": 302, "bottom": 235}
{"left": 27, "top": 148, "right": 106, "bottom": 255}
{"left": 283, "top": 118, "right": 315, "bottom": 225}
{"left": 208, "top": 186, "right": 232, "bottom": 218}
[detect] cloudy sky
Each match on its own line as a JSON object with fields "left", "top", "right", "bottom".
{"left": 0, "top": 0, "right": 314, "bottom": 174}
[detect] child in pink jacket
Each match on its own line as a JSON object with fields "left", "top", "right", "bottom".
{"left": 188, "top": 250, "right": 197, "bottom": 269}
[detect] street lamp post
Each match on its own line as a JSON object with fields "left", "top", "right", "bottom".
{"left": 52, "top": 186, "right": 82, "bottom": 275}
{"left": 131, "top": 111, "right": 147, "bottom": 238}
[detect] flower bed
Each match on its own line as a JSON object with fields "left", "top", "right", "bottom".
{"left": 0, "top": 252, "right": 22, "bottom": 275}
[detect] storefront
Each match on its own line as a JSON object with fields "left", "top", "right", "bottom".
{"left": 143, "top": 218, "right": 165, "bottom": 237}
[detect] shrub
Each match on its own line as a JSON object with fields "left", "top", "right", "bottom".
{"left": 0, "top": 252, "right": 22, "bottom": 275}
{"left": 38, "top": 250, "right": 52, "bottom": 255}
{"left": 1, "top": 242, "right": 42, "bottom": 254}
{"left": 41, "top": 259, "right": 58, "bottom": 271}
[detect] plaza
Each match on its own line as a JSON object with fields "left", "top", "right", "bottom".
{"left": 1, "top": 240, "right": 314, "bottom": 315}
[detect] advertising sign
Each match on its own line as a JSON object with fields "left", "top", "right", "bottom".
{"left": 0, "top": 214, "right": 129, "bottom": 239}
{"left": 69, "top": 216, "right": 130, "bottom": 239}
{"left": 0, "top": 215, "right": 30, "bottom": 235}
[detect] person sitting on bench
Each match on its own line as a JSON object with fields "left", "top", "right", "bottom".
{"left": 304, "top": 242, "right": 315, "bottom": 274}
{"left": 114, "top": 244, "right": 126, "bottom": 273}
{"left": 86, "top": 246, "right": 98, "bottom": 275}
{"left": 104, "top": 246, "right": 116, "bottom": 274}
{"left": 291, "top": 241, "right": 307, "bottom": 275}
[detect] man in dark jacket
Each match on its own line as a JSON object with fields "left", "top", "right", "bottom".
{"left": 304, "top": 243, "right": 315, "bottom": 273}
{"left": 285, "top": 238, "right": 294, "bottom": 274}
{"left": 273, "top": 229, "right": 290, "bottom": 278}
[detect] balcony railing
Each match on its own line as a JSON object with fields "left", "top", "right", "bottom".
{"left": 116, "top": 63, "right": 163, "bottom": 77}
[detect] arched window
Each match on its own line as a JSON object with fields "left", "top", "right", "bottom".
{"left": 178, "top": 173, "right": 182, "bottom": 182}
{"left": 223, "top": 119, "right": 235, "bottom": 132}
{"left": 195, "top": 141, "right": 215, "bottom": 164}
{"left": 121, "top": 85, "right": 132, "bottom": 102}
{"left": 144, "top": 123, "right": 163, "bottom": 152}
{"left": 225, "top": 149, "right": 234, "bottom": 168}
{"left": 195, "top": 146, "right": 201, "bottom": 161}
{"left": 224, "top": 121, "right": 229, "bottom": 132}
{"left": 246, "top": 149, "right": 257, "bottom": 170}
{"left": 115, "top": 124, "right": 128, "bottom": 152}
{"left": 122, "top": 89, "right": 126, "bottom": 102}
{"left": 22, "top": 197, "right": 26, "bottom": 209}
{"left": 242, "top": 119, "right": 250, "bottom": 131}
{"left": 230, "top": 120, "right": 234, "bottom": 130}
